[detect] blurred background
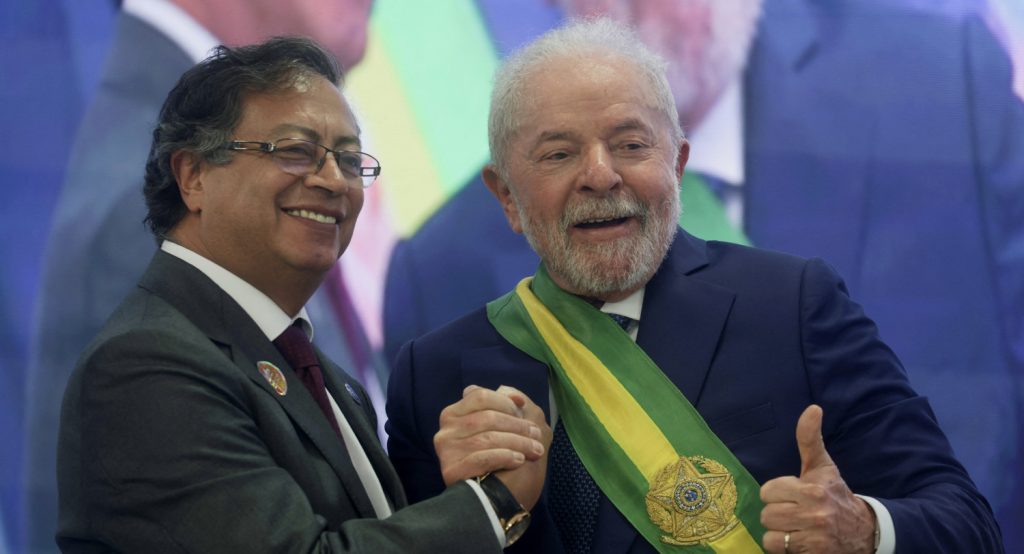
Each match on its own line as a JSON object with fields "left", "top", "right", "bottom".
{"left": 2, "top": 0, "right": 1022, "bottom": 552}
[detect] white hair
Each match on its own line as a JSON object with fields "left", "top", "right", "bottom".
{"left": 487, "top": 17, "right": 684, "bottom": 178}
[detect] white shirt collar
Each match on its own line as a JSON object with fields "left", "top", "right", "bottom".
{"left": 122, "top": 0, "right": 220, "bottom": 64}
{"left": 600, "top": 287, "right": 645, "bottom": 322}
{"left": 684, "top": 78, "right": 745, "bottom": 186}
{"left": 161, "top": 241, "right": 313, "bottom": 342}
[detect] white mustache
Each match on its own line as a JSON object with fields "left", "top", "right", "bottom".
{"left": 560, "top": 194, "right": 649, "bottom": 230}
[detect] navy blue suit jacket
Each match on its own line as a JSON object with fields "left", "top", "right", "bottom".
{"left": 383, "top": 1, "right": 1024, "bottom": 544}
{"left": 387, "top": 231, "right": 1003, "bottom": 552}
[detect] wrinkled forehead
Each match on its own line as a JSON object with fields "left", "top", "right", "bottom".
{"left": 512, "top": 54, "right": 670, "bottom": 136}
{"left": 236, "top": 77, "right": 361, "bottom": 145}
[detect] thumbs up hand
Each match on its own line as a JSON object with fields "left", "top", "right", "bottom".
{"left": 759, "top": 405, "right": 878, "bottom": 553}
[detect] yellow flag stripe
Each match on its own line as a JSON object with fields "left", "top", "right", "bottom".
{"left": 517, "top": 279, "right": 763, "bottom": 553}
{"left": 712, "top": 523, "right": 764, "bottom": 553}
{"left": 516, "top": 280, "right": 674, "bottom": 480}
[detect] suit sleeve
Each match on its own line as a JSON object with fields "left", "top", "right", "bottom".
{"left": 797, "top": 258, "right": 1004, "bottom": 552}
{"left": 58, "top": 328, "right": 500, "bottom": 554}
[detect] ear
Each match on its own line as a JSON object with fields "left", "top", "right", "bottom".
{"left": 482, "top": 164, "right": 524, "bottom": 235}
{"left": 675, "top": 138, "right": 690, "bottom": 181}
{"left": 171, "top": 150, "right": 205, "bottom": 213}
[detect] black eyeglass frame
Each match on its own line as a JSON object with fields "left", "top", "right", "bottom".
{"left": 223, "top": 138, "right": 382, "bottom": 188}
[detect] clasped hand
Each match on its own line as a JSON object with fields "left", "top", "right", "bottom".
{"left": 434, "top": 384, "right": 552, "bottom": 510}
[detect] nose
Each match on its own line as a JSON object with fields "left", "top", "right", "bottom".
{"left": 577, "top": 144, "right": 621, "bottom": 194}
{"left": 305, "top": 152, "right": 350, "bottom": 195}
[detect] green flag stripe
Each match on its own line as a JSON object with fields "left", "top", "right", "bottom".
{"left": 489, "top": 292, "right": 716, "bottom": 553}
{"left": 528, "top": 269, "right": 767, "bottom": 543}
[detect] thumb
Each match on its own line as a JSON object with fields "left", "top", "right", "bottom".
{"left": 796, "top": 404, "right": 833, "bottom": 476}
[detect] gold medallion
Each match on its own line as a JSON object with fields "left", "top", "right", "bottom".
{"left": 257, "top": 361, "right": 288, "bottom": 396}
{"left": 645, "top": 456, "right": 739, "bottom": 545}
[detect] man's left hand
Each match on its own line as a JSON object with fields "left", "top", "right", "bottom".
{"left": 759, "top": 405, "right": 877, "bottom": 553}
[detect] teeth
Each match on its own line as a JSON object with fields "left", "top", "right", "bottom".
{"left": 582, "top": 217, "right": 619, "bottom": 224}
{"left": 286, "top": 209, "right": 337, "bottom": 224}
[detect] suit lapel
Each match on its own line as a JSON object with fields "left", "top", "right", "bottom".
{"left": 231, "top": 336, "right": 378, "bottom": 518}
{"left": 320, "top": 360, "right": 408, "bottom": 510}
{"left": 637, "top": 233, "right": 735, "bottom": 407}
{"left": 139, "top": 251, "right": 378, "bottom": 518}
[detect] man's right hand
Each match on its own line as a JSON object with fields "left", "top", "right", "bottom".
{"left": 434, "top": 385, "right": 552, "bottom": 510}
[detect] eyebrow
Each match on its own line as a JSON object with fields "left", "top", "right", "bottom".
{"left": 610, "top": 118, "right": 655, "bottom": 136}
{"left": 528, "top": 117, "right": 656, "bottom": 150}
{"left": 527, "top": 130, "right": 580, "bottom": 154}
{"left": 269, "top": 123, "right": 362, "bottom": 149}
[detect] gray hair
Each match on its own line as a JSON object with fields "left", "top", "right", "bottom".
{"left": 487, "top": 17, "right": 684, "bottom": 178}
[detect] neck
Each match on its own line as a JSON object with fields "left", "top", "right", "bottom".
{"left": 165, "top": 230, "right": 321, "bottom": 318}
{"left": 544, "top": 267, "right": 641, "bottom": 304}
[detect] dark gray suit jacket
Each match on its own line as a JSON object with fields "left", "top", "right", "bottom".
{"left": 56, "top": 251, "right": 498, "bottom": 553}
{"left": 27, "top": 13, "right": 369, "bottom": 551}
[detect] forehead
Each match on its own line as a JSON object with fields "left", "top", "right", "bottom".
{"left": 513, "top": 56, "right": 666, "bottom": 143}
{"left": 234, "top": 76, "right": 360, "bottom": 145}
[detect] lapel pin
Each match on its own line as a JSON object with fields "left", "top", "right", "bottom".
{"left": 344, "top": 382, "right": 361, "bottom": 405}
{"left": 257, "top": 361, "right": 288, "bottom": 396}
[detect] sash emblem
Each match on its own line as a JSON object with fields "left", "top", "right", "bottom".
{"left": 645, "top": 456, "right": 740, "bottom": 545}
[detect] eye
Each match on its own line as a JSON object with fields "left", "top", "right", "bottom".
{"left": 541, "top": 151, "right": 570, "bottom": 162}
{"left": 335, "top": 151, "right": 363, "bottom": 174}
{"left": 274, "top": 141, "right": 318, "bottom": 161}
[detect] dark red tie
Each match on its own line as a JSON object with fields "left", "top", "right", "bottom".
{"left": 273, "top": 322, "right": 344, "bottom": 440}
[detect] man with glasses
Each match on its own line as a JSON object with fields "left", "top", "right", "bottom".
{"left": 28, "top": 2, "right": 389, "bottom": 550}
{"left": 56, "top": 37, "right": 550, "bottom": 553}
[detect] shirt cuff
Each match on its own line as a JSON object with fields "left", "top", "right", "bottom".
{"left": 856, "top": 495, "right": 895, "bottom": 554}
{"left": 466, "top": 478, "right": 507, "bottom": 548}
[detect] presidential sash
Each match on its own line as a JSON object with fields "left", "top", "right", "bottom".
{"left": 486, "top": 267, "right": 765, "bottom": 552}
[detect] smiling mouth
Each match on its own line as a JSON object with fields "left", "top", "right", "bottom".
{"left": 574, "top": 216, "right": 629, "bottom": 229}
{"left": 285, "top": 209, "right": 337, "bottom": 225}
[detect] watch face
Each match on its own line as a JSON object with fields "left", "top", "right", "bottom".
{"left": 505, "top": 512, "right": 531, "bottom": 545}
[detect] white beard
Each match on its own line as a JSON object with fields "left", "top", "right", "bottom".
{"left": 514, "top": 188, "right": 680, "bottom": 299}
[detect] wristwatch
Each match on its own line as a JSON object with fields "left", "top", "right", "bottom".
{"left": 477, "top": 473, "right": 531, "bottom": 545}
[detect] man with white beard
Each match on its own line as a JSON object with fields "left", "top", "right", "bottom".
{"left": 386, "top": 18, "right": 1003, "bottom": 554}
{"left": 383, "top": 1, "right": 1024, "bottom": 548}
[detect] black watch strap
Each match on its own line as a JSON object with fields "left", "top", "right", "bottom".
{"left": 477, "top": 473, "right": 531, "bottom": 545}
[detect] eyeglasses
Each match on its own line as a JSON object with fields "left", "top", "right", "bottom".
{"left": 223, "top": 138, "right": 382, "bottom": 188}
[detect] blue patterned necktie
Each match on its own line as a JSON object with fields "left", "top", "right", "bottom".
{"left": 548, "top": 312, "right": 633, "bottom": 553}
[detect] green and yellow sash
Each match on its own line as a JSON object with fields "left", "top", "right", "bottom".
{"left": 487, "top": 267, "right": 765, "bottom": 552}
